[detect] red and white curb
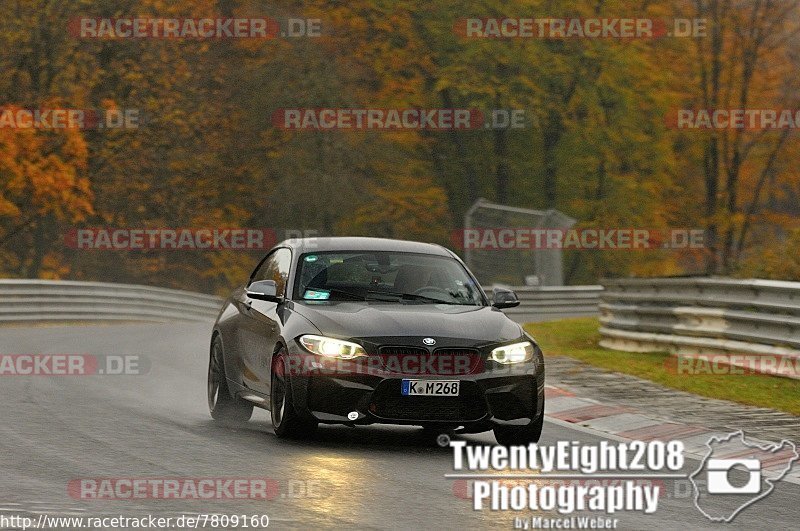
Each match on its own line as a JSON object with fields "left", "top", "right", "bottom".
{"left": 544, "top": 385, "right": 800, "bottom": 486}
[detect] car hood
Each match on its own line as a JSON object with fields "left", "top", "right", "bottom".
{"left": 290, "top": 301, "right": 523, "bottom": 344}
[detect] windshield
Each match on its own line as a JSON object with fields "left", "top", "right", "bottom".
{"left": 293, "top": 251, "right": 485, "bottom": 306}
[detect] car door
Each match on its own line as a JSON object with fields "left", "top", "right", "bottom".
{"left": 237, "top": 247, "right": 292, "bottom": 395}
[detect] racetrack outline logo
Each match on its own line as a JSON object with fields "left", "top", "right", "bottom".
{"left": 689, "top": 431, "right": 798, "bottom": 523}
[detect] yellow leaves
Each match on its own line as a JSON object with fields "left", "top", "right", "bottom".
{"left": 0, "top": 105, "right": 93, "bottom": 223}
{"left": 0, "top": 197, "right": 20, "bottom": 217}
{"left": 336, "top": 175, "right": 450, "bottom": 244}
{"left": 39, "top": 253, "right": 71, "bottom": 279}
{"left": 735, "top": 229, "right": 800, "bottom": 280}
{"left": 60, "top": 128, "right": 89, "bottom": 171}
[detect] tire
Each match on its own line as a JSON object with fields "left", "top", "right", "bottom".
{"left": 493, "top": 405, "right": 544, "bottom": 446}
{"left": 208, "top": 335, "right": 253, "bottom": 422}
{"left": 270, "top": 350, "right": 317, "bottom": 438}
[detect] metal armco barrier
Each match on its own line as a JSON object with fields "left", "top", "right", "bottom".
{"left": 0, "top": 279, "right": 223, "bottom": 324}
{"left": 599, "top": 277, "right": 800, "bottom": 379}
{"left": 0, "top": 279, "right": 602, "bottom": 325}
{"left": 487, "top": 285, "right": 603, "bottom": 323}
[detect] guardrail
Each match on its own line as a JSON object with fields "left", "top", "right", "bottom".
{"left": 0, "top": 279, "right": 602, "bottom": 325}
{"left": 0, "top": 279, "right": 223, "bottom": 324}
{"left": 599, "top": 277, "right": 800, "bottom": 379}
{"left": 488, "top": 285, "right": 603, "bottom": 323}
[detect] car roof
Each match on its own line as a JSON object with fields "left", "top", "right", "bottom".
{"left": 276, "top": 237, "right": 454, "bottom": 257}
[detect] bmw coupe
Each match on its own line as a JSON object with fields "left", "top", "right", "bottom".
{"left": 208, "top": 237, "right": 545, "bottom": 445}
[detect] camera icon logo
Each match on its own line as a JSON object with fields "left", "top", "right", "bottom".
{"left": 690, "top": 431, "right": 798, "bottom": 523}
{"left": 706, "top": 458, "right": 761, "bottom": 494}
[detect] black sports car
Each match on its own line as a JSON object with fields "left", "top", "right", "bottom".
{"left": 208, "top": 237, "right": 545, "bottom": 445}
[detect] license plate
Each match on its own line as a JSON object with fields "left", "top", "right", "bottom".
{"left": 401, "top": 379, "right": 460, "bottom": 396}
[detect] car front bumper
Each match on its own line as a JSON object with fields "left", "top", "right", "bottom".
{"left": 285, "top": 341, "right": 545, "bottom": 429}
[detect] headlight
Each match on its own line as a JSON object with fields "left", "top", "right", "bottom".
{"left": 489, "top": 341, "right": 534, "bottom": 364}
{"left": 298, "top": 335, "right": 367, "bottom": 360}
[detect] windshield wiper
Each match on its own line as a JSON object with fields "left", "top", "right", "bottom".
{"left": 307, "top": 288, "right": 472, "bottom": 305}
{"left": 364, "top": 289, "right": 463, "bottom": 305}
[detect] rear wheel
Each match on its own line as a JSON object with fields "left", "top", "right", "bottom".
{"left": 271, "top": 351, "right": 317, "bottom": 438}
{"left": 208, "top": 335, "right": 253, "bottom": 422}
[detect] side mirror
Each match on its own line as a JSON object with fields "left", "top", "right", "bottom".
{"left": 492, "top": 287, "right": 520, "bottom": 309}
{"left": 246, "top": 280, "right": 283, "bottom": 303}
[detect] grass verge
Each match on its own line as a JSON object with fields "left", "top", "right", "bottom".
{"left": 524, "top": 317, "right": 800, "bottom": 416}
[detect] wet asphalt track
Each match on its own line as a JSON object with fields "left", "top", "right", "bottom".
{"left": 1, "top": 322, "right": 799, "bottom": 530}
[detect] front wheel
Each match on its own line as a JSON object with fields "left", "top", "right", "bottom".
{"left": 270, "top": 351, "right": 317, "bottom": 438}
{"left": 208, "top": 335, "right": 253, "bottom": 422}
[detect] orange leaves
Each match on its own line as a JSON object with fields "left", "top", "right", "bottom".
{"left": 336, "top": 175, "right": 450, "bottom": 244}
{"left": 0, "top": 106, "right": 93, "bottom": 224}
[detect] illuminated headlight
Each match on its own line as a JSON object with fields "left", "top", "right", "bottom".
{"left": 489, "top": 342, "right": 534, "bottom": 364}
{"left": 299, "top": 335, "right": 367, "bottom": 360}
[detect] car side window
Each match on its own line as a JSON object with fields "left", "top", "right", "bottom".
{"left": 250, "top": 248, "right": 292, "bottom": 296}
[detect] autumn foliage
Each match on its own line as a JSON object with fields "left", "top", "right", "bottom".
{"left": 1, "top": 0, "right": 798, "bottom": 293}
